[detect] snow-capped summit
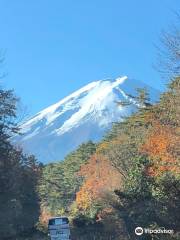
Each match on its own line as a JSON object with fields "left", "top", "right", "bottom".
{"left": 14, "top": 76, "right": 159, "bottom": 163}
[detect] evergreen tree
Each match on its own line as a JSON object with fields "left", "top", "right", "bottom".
{"left": 0, "top": 86, "right": 41, "bottom": 239}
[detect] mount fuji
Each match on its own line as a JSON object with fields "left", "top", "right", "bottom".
{"left": 14, "top": 76, "right": 159, "bottom": 163}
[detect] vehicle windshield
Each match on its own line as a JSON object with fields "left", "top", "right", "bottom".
{"left": 48, "top": 218, "right": 69, "bottom": 225}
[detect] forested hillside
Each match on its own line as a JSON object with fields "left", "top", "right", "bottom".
{"left": 39, "top": 76, "right": 180, "bottom": 239}
{"left": 39, "top": 141, "right": 96, "bottom": 219}
{"left": 38, "top": 26, "right": 180, "bottom": 240}
{"left": 0, "top": 20, "right": 179, "bottom": 240}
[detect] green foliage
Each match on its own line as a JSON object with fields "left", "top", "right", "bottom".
{"left": 38, "top": 25, "right": 180, "bottom": 239}
{"left": 154, "top": 76, "right": 180, "bottom": 127}
{"left": 39, "top": 141, "right": 96, "bottom": 214}
{"left": 39, "top": 78, "right": 180, "bottom": 239}
{"left": 0, "top": 88, "right": 19, "bottom": 136}
{"left": 0, "top": 17, "right": 179, "bottom": 240}
{"left": 0, "top": 86, "right": 41, "bottom": 239}
{"left": 113, "top": 77, "right": 180, "bottom": 239}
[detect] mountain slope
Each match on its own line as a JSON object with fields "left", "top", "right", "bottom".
{"left": 14, "top": 77, "right": 159, "bottom": 163}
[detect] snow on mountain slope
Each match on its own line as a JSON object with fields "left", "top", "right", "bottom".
{"left": 14, "top": 76, "right": 159, "bottom": 163}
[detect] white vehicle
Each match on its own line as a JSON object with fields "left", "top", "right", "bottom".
{"left": 48, "top": 217, "right": 71, "bottom": 240}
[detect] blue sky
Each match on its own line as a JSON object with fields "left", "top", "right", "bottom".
{"left": 0, "top": 0, "right": 179, "bottom": 115}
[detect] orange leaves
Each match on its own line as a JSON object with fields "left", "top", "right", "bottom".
{"left": 76, "top": 154, "right": 122, "bottom": 210}
{"left": 141, "top": 122, "right": 180, "bottom": 177}
{"left": 39, "top": 207, "right": 52, "bottom": 225}
{"left": 142, "top": 127, "right": 171, "bottom": 157}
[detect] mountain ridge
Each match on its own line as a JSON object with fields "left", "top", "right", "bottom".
{"left": 14, "top": 76, "right": 159, "bottom": 163}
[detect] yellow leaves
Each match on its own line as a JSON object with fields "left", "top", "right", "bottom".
{"left": 96, "top": 142, "right": 109, "bottom": 153}
{"left": 76, "top": 187, "right": 92, "bottom": 210}
{"left": 70, "top": 202, "right": 79, "bottom": 217}
{"left": 96, "top": 137, "right": 125, "bottom": 154}
{"left": 57, "top": 208, "right": 65, "bottom": 216}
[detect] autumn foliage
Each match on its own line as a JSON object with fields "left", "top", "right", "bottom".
{"left": 76, "top": 153, "right": 122, "bottom": 210}
{"left": 39, "top": 207, "right": 53, "bottom": 226}
{"left": 141, "top": 121, "right": 180, "bottom": 176}
{"left": 37, "top": 26, "right": 180, "bottom": 240}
